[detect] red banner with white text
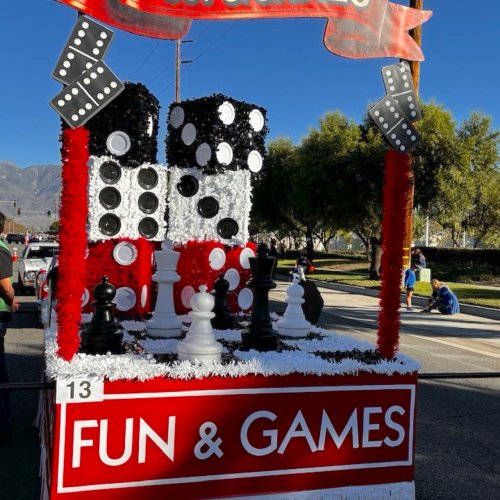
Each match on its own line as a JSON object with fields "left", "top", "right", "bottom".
{"left": 55, "top": 0, "right": 432, "bottom": 60}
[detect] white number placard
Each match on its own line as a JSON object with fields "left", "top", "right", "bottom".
{"left": 56, "top": 378, "right": 104, "bottom": 403}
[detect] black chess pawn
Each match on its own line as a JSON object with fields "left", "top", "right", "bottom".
{"left": 241, "top": 243, "right": 278, "bottom": 352}
{"left": 211, "top": 274, "right": 236, "bottom": 330}
{"left": 80, "top": 276, "right": 124, "bottom": 355}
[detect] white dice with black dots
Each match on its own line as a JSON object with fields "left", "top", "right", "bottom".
{"left": 167, "top": 166, "right": 252, "bottom": 244}
{"left": 168, "top": 97, "right": 265, "bottom": 172}
{"left": 52, "top": 15, "right": 114, "bottom": 86}
{"left": 87, "top": 157, "right": 168, "bottom": 242}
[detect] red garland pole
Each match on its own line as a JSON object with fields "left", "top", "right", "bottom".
{"left": 377, "top": 150, "right": 411, "bottom": 359}
{"left": 56, "top": 127, "right": 89, "bottom": 360}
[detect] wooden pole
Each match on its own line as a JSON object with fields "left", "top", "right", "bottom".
{"left": 401, "top": 0, "right": 423, "bottom": 269}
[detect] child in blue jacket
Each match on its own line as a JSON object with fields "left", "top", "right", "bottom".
{"left": 404, "top": 264, "right": 417, "bottom": 311}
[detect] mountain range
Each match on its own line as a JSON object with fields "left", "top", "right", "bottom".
{"left": 0, "top": 161, "right": 61, "bottom": 227}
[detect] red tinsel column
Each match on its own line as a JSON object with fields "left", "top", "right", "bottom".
{"left": 377, "top": 150, "right": 411, "bottom": 359}
{"left": 56, "top": 127, "right": 89, "bottom": 360}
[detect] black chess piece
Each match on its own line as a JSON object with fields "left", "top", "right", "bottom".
{"left": 301, "top": 280, "right": 324, "bottom": 325}
{"left": 211, "top": 274, "right": 236, "bottom": 330}
{"left": 80, "top": 276, "right": 124, "bottom": 355}
{"left": 241, "top": 243, "right": 278, "bottom": 351}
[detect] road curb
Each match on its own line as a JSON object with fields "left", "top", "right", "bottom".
{"left": 276, "top": 275, "right": 500, "bottom": 321}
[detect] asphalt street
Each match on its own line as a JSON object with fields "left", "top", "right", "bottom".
{"left": 0, "top": 259, "right": 499, "bottom": 499}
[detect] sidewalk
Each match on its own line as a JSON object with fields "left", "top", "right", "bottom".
{"left": 279, "top": 275, "right": 500, "bottom": 321}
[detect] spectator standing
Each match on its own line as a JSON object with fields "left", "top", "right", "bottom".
{"left": 411, "top": 248, "right": 426, "bottom": 269}
{"left": 404, "top": 264, "right": 417, "bottom": 311}
{"left": 422, "top": 279, "right": 460, "bottom": 315}
{"left": 0, "top": 211, "right": 20, "bottom": 443}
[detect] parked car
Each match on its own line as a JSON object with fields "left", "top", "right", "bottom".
{"left": 6, "top": 233, "right": 25, "bottom": 244}
{"left": 18, "top": 241, "right": 59, "bottom": 292}
{"left": 36, "top": 256, "right": 58, "bottom": 328}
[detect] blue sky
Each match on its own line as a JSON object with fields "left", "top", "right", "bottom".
{"left": 1, "top": 0, "right": 499, "bottom": 167}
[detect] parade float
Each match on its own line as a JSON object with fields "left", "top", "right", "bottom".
{"left": 38, "top": 1, "right": 432, "bottom": 498}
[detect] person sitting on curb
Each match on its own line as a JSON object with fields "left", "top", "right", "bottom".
{"left": 421, "top": 279, "right": 460, "bottom": 315}
{"left": 403, "top": 263, "right": 417, "bottom": 311}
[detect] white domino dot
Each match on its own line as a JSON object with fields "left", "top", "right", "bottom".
{"left": 404, "top": 82, "right": 410, "bottom": 88}
{"left": 400, "top": 146, "right": 406, "bottom": 151}
{"left": 383, "top": 123, "right": 388, "bottom": 129}
{"left": 395, "top": 113, "right": 400, "bottom": 118}
{"left": 85, "top": 62, "right": 92, "bottom": 69}
{"left": 78, "top": 109, "right": 85, "bottom": 116}
{"left": 85, "top": 103, "right": 92, "bottom": 110}
{"left": 100, "top": 32, "right": 108, "bottom": 39}
{"left": 110, "top": 81, "right": 117, "bottom": 88}
{"left": 57, "top": 99, "right": 65, "bottom": 107}
{"left": 378, "top": 117, "right": 384, "bottom": 123}
{"left": 93, "top": 48, "right": 100, "bottom": 56}
{"left": 411, "top": 135, "right": 416, "bottom": 141}
{"left": 402, "top": 123, "right": 408, "bottom": 129}
{"left": 78, "top": 30, "right": 85, "bottom": 37}
{"left": 71, "top": 88, "right": 78, "bottom": 95}
{"left": 59, "top": 69, "right": 67, "bottom": 76}
{"left": 67, "top": 52, "right": 74, "bottom": 59}
{"left": 390, "top": 86, "right": 395, "bottom": 92}
{"left": 385, "top": 70, "right": 392, "bottom": 76}
{"left": 396, "top": 140, "right": 401, "bottom": 145}
{"left": 407, "top": 96, "right": 413, "bottom": 102}
{"left": 71, "top": 114, "right": 78, "bottom": 121}
{"left": 82, "top": 22, "right": 89, "bottom": 29}
{"left": 391, "top": 134, "right": 397, "bottom": 140}
{"left": 407, "top": 130, "right": 412, "bottom": 135}
{"left": 374, "top": 111, "right": 380, "bottom": 117}
{"left": 385, "top": 100, "right": 391, "bottom": 107}
{"left": 390, "top": 107, "right": 395, "bottom": 112}
{"left": 97, "top": 93, "right": 104, "bottom": 100}
{"left": 74, "top": 38, "right": 81, "bottom": 45}
{"left": 104, "top": 87, "right": 110, "bottom": 94}
{"left": 64, "top": 94, "right": 71, "bottom": 101}
{"left": 411, "top": 111, "right": 417, "bottom": 118}
{"left": 97, "top": 66, "right": 104, "bottom": 74}
{"left": 97, "top": 40, "right": 104, "bottom": 47}
{"left": 90, "top": 72, "right": 97, "bottom": 79}
{"left": 63, "top": 61, "right": 70, "bottom": 68}
{"left": 83, "top": 78, "right": 90, "bottom": 85}
{"left": 402, "top": 74, "right": 408, "bottom": 80}
{"left": 388, "top": 78, "right": 394, "bottom": 84}
{"left": 409, "top": 104, "right": 415, "bottom": 109}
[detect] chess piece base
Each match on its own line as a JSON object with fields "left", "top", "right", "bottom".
{"left": 277, "top": 325, "right": 310, "bottom": 338}
{"left": 146, "top": 317, "right": 182, "bottom": 338}
{"left": 241, "top": 328, "right": 278, "bottom": 352}
{"left": 177, "top": 337, "right": 222, "bottom": 362}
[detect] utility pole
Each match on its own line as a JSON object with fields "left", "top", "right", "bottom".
{"left": 175, "top": 39, "right": 193, "bottom": 102}
{"left": 402, "top": 0, "right": 423, "bottom": 269}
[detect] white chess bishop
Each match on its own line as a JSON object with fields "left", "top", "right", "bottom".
{"left": 146, "top": 239, "right": 182, "bottom": 338}
{"left": 177, "top": 285, "right": 223, "bottom": 362}
{"left": 277, "top": 275, "right": 311, "bottom": 338}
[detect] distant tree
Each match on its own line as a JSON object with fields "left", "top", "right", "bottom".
{"left": 49, "top": 220, "right": 59, "bottom": 232}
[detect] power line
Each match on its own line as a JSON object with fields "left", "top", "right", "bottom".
{"left": 128, "top": 40, "right": 162, "bottom": 80}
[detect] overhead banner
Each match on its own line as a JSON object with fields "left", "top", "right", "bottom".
{"left": 56, "top": 0, "right": 432, "bottom": 60}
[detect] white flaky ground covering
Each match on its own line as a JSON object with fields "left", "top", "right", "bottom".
{"left": 44, "top": 313, "right": 420, "bottom": 382}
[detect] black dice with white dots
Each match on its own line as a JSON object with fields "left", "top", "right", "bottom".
{"left": 85, "top": 82, "right": 160, "bottom": 168}
{"left": 166, "top": 94, "right": 268, "bottom": 174}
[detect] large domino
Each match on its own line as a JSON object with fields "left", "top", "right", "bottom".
{"left": 381, "top": 61, "right": 421, "bottom": 122}
{"left": 50, "top": 62, "right": 124, "bottom": 128}
{"left": 52, "top": 15, "right": 114, "bottom": 85}
{"left": 369, "top": 95, "right": 420, "bottom": 153}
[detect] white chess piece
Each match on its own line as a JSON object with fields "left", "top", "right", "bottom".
{"left": 146, "top": 239, "right": 182, "bottom": 338}
{"left": 277, "top": 275, "right": 311, "bottom": 338}
{"left": 177, "top": 285, "right": 223, "bottom": 362}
